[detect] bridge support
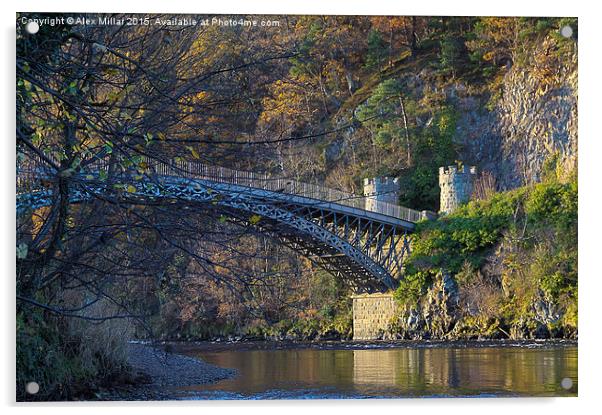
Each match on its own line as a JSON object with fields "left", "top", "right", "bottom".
{"left": 351, "top": 292, "right": 398, "bottom": 340}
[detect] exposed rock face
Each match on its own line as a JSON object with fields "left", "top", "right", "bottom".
{"left": 422, "top": 271, "right": 460, "bottom": 338}
{"left": 533, "top": 294, "right": 562, "bottom": 326}
{"left": 455, "top": 44, "right": 577, "bottom": 189}
{"left": 507, "top": 293, "right": 564, "bottom": 339}
{"left": 323, "top": 137, "right": 346, "bottom": 164}
{"left": 392, "top": 270, "right": 460, "bottom": 340}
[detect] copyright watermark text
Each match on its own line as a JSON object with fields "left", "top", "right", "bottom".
{"left": 19, "top": 15, "right": 281, "bottom": 29}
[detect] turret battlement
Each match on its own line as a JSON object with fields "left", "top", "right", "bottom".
{"left": 439, "top": 164, "right": 476, "bottom": 214}
{"left": 439, "top": 165, "right": 477, "bottom": 177}
{"left": 363, "top": 177, "right": 400, "bottom": 197}
{"left": 363, "top": 177, "right": 400, "bottom": 186}
{"left": 363, "top": 176, "right": 400, "bottom": 211}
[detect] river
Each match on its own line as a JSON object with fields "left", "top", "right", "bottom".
{"left": 167, "top": 341, "right": 577, "bottom": 399}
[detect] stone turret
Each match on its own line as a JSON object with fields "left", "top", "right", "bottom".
{"left": 363, "top": 177, "right": 400, "bottom": 212}
{"left": 439, "top": 164, "right": 477, "bottom": 214}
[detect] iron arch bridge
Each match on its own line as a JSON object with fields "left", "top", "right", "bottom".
{"left": 17, "top": 156, "right": 426, "bottom": 293}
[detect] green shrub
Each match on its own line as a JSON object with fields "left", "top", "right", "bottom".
{"left": 395, "top": 177, "right": 577, "bottom": 338}
{"left": 393, "top": 271, "right": 432, "bottom": 306}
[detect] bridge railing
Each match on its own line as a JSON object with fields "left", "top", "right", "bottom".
{"left": 17, "top": 153, "right": 422, "bottom": 223}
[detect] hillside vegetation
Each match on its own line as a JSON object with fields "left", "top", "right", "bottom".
{"left": 393, "top": 169, "right": 577, "bottom": 340}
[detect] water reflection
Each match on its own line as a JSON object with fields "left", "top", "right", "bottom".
{"left": 182, "top": 345, "right": 577, "bottom": 399}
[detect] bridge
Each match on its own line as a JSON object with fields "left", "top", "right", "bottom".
{"left": 17, "top": 154, "right": 428, "bottom": 292}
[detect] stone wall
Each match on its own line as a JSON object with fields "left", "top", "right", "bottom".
{"left": 439, "top": 165, "right": 476, "bottom": 215}
{"left": 352, "top": 293, "right": 397, "bottom": 340}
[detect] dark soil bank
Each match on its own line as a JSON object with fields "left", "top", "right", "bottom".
{"left": 94, "top": 342, "right": 235, "bottom": 400}
{"left": 170, "top": 338, "right": 578, "bottom": 354}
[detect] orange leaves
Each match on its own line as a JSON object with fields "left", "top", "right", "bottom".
{"left": 259, "top": 79, "right": 309, "bottom": 126}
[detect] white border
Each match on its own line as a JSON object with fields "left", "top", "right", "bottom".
{"left": 3, "top": 1, "right": 600, "bottom": 414}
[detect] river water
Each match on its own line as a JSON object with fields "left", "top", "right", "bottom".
{"left": 175, "top": 341, "right": 577, "bottom": 399}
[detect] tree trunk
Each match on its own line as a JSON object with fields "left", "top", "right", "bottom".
{"left": 317, "top": 73, "right": 330, "bottom": 115}
{"left": 411, "top": 17, "right": 418, "bottom": 52}
{"left": 399, "top": 95, "right": 411, "bottom": 166}
{"left": 389, "top": 27, "right": 394, "bottom": 67}
{"left": 345, "top": 69, "right": 354, "bottom": 96}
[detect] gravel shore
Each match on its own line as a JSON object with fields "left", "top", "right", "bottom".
{"left": 127, "top": 342, "right": 235, "bottom": 387}
{"left": 95, "top": 342, "right": 235, "bottom": 400}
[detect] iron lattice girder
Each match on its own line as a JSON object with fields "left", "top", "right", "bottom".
{"left": 16, "top": 175, "right": 413, "bottom": 292}
{"left": 275, "top": 203, "right": 410, "bottom": 279}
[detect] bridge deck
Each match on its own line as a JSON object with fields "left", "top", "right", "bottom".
{"left": 164, "top": 176, "right": 417, "bottom": 231}
{"left": 18, "top": 156, "right": 423, "bottom": 228}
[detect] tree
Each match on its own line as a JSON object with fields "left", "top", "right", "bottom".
{"left": 356, "top": 79, "right": 412, "bottom": 165}
{"left": 16, "top": 13, "right": 304, "bottom": 398}
{"left": 365, "top": 29, "right": 388, "bottom": 70}
{"left": 440, "top": 36, "right": 468, "bottom": 77}
{"left": 369, "top": 16, "right": 424, "bottom": 64}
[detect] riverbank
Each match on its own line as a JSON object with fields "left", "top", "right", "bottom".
{"left": 168, "top": 338, "right": 578, "bottom": 354}
{"left": 94, "top": 342, "right": 236, "bottom": 400}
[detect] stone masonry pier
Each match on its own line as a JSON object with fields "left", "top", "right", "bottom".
{"left": 352, "top": 292, "right": 397, "bottom": 340}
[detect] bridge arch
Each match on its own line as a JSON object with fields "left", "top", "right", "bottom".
{"left": 17, "top": 158, "right": 419, "bottom": 292}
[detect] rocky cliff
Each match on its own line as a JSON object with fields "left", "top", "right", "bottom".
{"left": 455, "top": 39, "right": 578, "bottom": 189}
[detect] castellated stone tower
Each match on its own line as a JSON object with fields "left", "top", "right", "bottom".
{"left": 439, "top": 165, "right": 477, "bottom": 214}
{"left": 363, "top": 177, "right": 400, "bottom": 212}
